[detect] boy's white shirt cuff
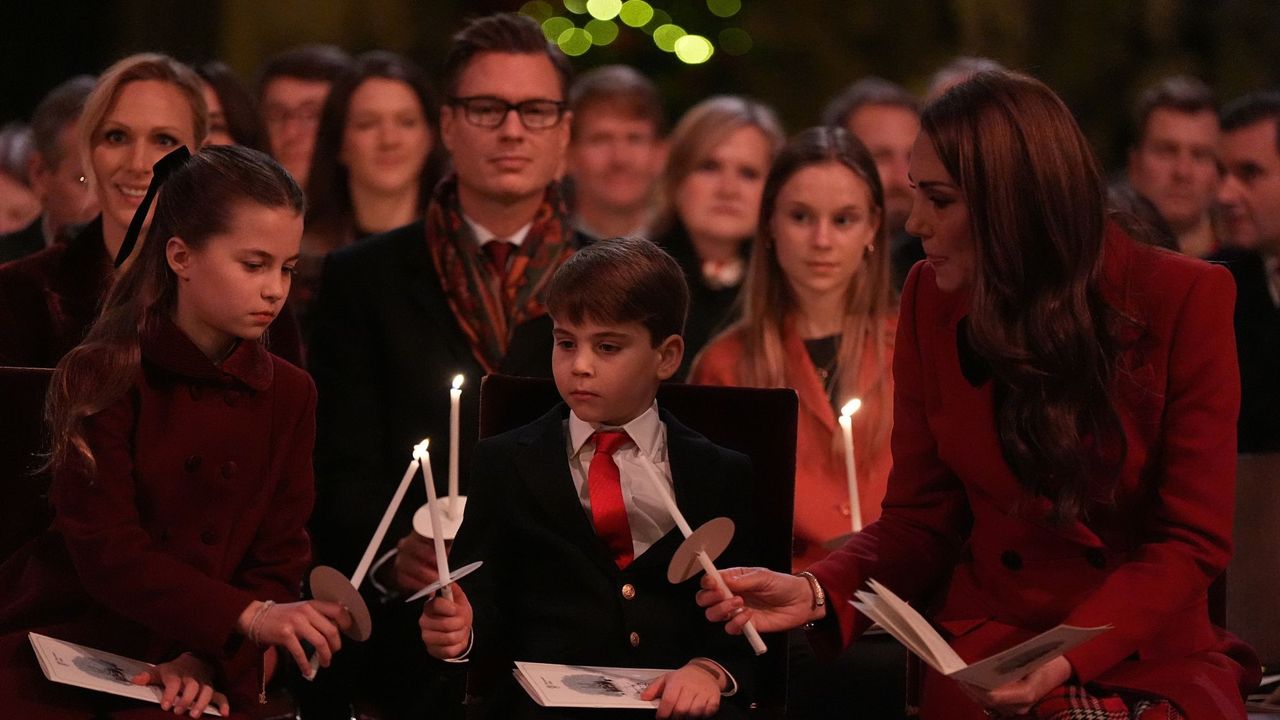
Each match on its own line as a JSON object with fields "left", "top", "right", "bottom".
{"left": 443, "top": 630, "right": 474, "bottom": 663}
{"left": 695, "top": 658, "right": 738, "bottom": 697}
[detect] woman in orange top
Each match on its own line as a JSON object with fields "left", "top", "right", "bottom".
{"left": 690, "top": 126, "right": 895, "bottom": 571}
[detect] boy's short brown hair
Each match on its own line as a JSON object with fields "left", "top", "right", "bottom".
{"left": 546, "top": 237, "right": 689, "bottom": 346}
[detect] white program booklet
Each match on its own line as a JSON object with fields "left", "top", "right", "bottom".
{"left": 851, "top": 579, "right": 1110, "bottom": 691}
{"left": 514, "top": 661, "right": 669, "bottom": 709}
{"left": 28, "top": 632, "right": 223, "bottom": 716}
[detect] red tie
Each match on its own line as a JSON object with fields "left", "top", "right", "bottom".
{"left": 588, "top": 431, "right": 634, "bottom": 569}
{"left": 483, "top": 240, "right": 514, "bottom": 274}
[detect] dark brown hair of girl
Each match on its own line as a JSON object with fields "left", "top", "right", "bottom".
{"left": 46, "top": 145, "right": 304, "bottom": 477}
{"left": 922, "top": 70, "right": 1126, "bottom": 521}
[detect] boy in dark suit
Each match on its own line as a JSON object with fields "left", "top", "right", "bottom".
{"left": 421, "top": 237, "right": 756, "bottom": 719}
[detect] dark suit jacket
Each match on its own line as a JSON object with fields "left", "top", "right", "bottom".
{"left": 307, "top": 219, "right": 565, "bottom": 576}
{"left": 0, "top": 216, "right": 304, "bottom": 369}
{"left": 453, "top": 404, "right": 757, "bottom": 718}
{"left": 810, "top": 227, "right": 1257, "bottom": 718}
{"left": 1208, "top": 247, "right": 1280, "bottom": 452}
{"left": 654, "top": 222, "right": 746, "bottom": 382}
{"left": 0, "top": 217, "right": 45, "bottom": 264}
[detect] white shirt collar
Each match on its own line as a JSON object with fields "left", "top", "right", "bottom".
{"left": 568, "top": 402, "right": 664, "bottom": 461}
{"left": 463, "top": 213, "right": 534, "bottom": 248}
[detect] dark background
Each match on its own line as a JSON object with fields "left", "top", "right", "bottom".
{"left": 3, "top": 0, "right": 1279, "bottom": 171}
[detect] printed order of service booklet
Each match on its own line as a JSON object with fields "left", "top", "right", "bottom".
{"left": 852, "top": 579, "right": 1110, "bottom": 691}
{"left": 28, "top": 632, "right": 223, "bottom": 716}
{"left": 515, "top": 661, "right": 670, "bottom": 709}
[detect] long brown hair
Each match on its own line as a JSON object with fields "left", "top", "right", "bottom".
{"left": 923, "top": 71, "right": 1125, "bottom": 521}
{"left": 715, "top": 126, "right": 894, "bottom": 457}
{"left": 46, "top": 145, "right": 304, "bottom": 477}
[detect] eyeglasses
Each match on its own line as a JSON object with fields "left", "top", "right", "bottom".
{"left": 448, "top": 96, "right": 566, "bottom": 130}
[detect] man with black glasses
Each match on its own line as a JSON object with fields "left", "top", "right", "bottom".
{"left": 305, "top": 12, "right": 582, "bottom": 718}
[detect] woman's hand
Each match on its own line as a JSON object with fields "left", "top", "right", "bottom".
{"left": 237, "top": 600, "right": 353, "bottom": 676}
{"left": 695, "top": 567, "right": 820, "bottom": 634}
{"left": 393, "top": 531, "right": 444, "bottom": 593}
{"left": 419, "top": 583, "right": 473, "bottom": 660}
{"left": 130, "top": 652, "right": 230, "bottom": 717}
{"left": 640, "top": 661, "right": 723, "bottom": 719}
{"left": 960, "top": 655, "right": 1073, "bottom": 717}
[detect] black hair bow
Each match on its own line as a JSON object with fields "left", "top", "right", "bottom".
{"left": 113, "top": 145, "right": 193, "bottom": 268}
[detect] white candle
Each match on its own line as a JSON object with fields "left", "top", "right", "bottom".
{"left": 447, "top": 374, "right": 464, "bottom": 518}
{"left": 351, "top": 446, "right": 423, "bottom": 589}
{"left": 839, "top": 398, "right": 863, "bottom": 533}
{"left": 637, "top": 458, "right": 767, "bottom": 655}
{"left": 417, "top": 440, "right": 454, "bottom": 601}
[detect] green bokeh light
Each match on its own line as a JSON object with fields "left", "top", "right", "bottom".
{"left": 585, "top": 0, "right": 622, "bottom": 21}
{"left": 652, "top": 23, "right": 686, "bottom": 52}
{"left": 718, "top": 27, "right": 753, "bottom": 55}
{"left": 563, "top": 0, "right": 588, "bottom": 14}
{"left": 642, "top": 9, "right": 673, "bottom": 35}
{"left": 706, "top": 0, "right": 742, "bottom": 18}
{"left": 674, "top": 34, "right": 714, "bottom": 64}
{"left": 519, "top": 0, "right": 555, "bottom": 22}
{"left": 557, "top": 27, "right": 594, "bottom": 56}
{"left": 542, "top": 16, "right": 575, "bottom": 42}
{"left": 585, "top": 18, "right": 620, "bottom": 45}
{"left": 618, "top": 0, "right": 654, "bottom": 28}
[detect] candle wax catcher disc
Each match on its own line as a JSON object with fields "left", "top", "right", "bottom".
{"left": 309, "top": 565, "right": 373, "bottom": 641}
{"left": 412, "top": 496, "right": 468, "bottom": 540}
{"left": 405, "top": 559, "right": 484, "bottom": 602}
{"left": 667, "top": 517, "right": 736, "bottom": 584}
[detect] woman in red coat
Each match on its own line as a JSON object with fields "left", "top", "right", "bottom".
{"left": 699, "top": 71, "right": 1259, "bottom": 718}
{"left": 0, "top": 145, "right": 348, "bottom": 718}
{"left": 689, "top": 126, "right": 895, "bottom": 571}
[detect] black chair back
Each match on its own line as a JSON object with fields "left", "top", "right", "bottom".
{"left": 478, "top": 374, "right": 797, "bottom": 717}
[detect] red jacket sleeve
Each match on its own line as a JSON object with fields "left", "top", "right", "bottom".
{"left": 807, "top": 264, "right": 970, "bottom": 651}
{"left": 52, "top": 393, "right": 258, "bottom": 656}
{"left": 1064, "top": 264, "right": 1239, "bottom": 682}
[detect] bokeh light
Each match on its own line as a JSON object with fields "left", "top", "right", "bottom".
{"left": 519, "top": 1, "right": 555, "bottom": 22}
{"left": 557, "top": 27, "right": 594, "bottom": 55}
{"left": 585, "top": 18, "right": 620, "bottom": 45}
{"left": 718, "top": 27, "right": 753, "bottom": 55}
{"left": 586, "top": 0, "right": 622, "bottom": 21}
{"left": 563, "top": 0, "right": 588, "bottom": 14}
{"left": 674, "top": 34, "right": 714, "bottom": 64}
{"left": 542, "top": 16, "right": 574, "bottom": 42}
{"left": 706, "top": 0, "right": 742, "bottom": 18}
{"left": 653, "top": 23, "right": 686, "bottom": 52}
{"left": 618, "top": 0, "right": 654, "bottom": 28}
{"left": 643, "top": 9, "right": 673, "bottom": 36}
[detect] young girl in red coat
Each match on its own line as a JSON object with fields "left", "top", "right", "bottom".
{"left": 0, "top": 144, "right": 350, "bottom": 718}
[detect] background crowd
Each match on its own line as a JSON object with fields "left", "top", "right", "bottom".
{"left": 0, "top": 3, "right": 1278, "bottom": 720}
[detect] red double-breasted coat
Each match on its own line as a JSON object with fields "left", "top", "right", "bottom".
{"left": 0, "top": 315, "right": 316, "bottom": 717}
{"left": 807, "top": 228, "right": 1259, "bottom": 718}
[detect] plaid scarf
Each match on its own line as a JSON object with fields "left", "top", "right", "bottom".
{"left": 1032, "top": 684, "right": 1184, "bottom": 720}
{"left": 425, "top": 176, "right": 574, "bottom": 372}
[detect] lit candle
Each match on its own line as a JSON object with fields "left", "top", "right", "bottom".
{"left": 448, "top": 374, "right": 464, "bottom": 519}
{"left": 637, "top": 458, "right": 767, "bottom": 655}
{"left": 417, "top": 440, "right": 454, "bottom": 601}
{"left": 350, "top": 442, "right": 424, "bottom": 589}
{"left": 839, "top": 398, "right": 863, "bottom": 533}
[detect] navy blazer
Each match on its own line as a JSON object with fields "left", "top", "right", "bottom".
{"left": 452, "top": 403, "right": 758, "bottom": 717}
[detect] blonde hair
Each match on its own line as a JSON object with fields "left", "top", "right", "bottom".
{"left": 79, "top": 53, "right": 208, "bottom": 192}
{"left": 658, "top": 95, "right": 785, "bottom": 228}
{"left": 717, "top": 126, "right": 894, "bottom": 457}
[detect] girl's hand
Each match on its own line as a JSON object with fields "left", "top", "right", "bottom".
{"left": 419, "top": 583, "right": 473, "bottom": 659}
{"left": 960, "top": 655, "right": 1073, "bottom": 717}
{"left": 130, "top": 652, "right": 230, "bottom": 717}
{"left": 695, "top": 567, "right": 820, "bottom": 634}
{"left": 640, "top": 661, "right": 723, "bottom": 719}
{"left": 237, "top": 600, "right": 352, "bottom": 676}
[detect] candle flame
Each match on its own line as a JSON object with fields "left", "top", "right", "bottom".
{"left": 451, "top": 374, "right": 465, "bottom": 390}
{"left": 413, "top": 438, "right": 431, "bottom": 458}
{"left": 840, "top": 398, "right": 862, "bottom": 418}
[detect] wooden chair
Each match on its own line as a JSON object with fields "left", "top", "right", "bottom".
{"left": 477, "top": 374, "right": 798, "bottom": 718}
